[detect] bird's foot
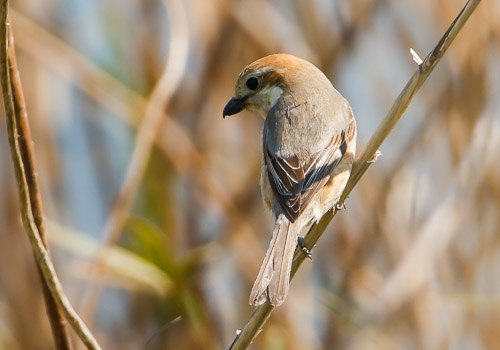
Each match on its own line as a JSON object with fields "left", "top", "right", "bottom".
{"left": 298, "top": 236, "right": 313, "bottom": 261}
{"left": 336, "top": 202, "right": 346, "bottom": 211}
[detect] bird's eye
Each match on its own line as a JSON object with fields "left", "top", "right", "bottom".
{"left": 246, "top": 77, "right": 259, "bottom": 90}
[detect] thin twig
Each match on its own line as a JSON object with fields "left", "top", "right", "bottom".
{"left": 0, "top": 2, "right": 103, "bottom": 350}
{"left": 3, "top": 20, "right": 72, "bottom": 350}
{"left": 228, "top": 0, "right": 482, "bottom": 348}
{"left": 78, "top": 0, "right": 190, "bottom": 325}
{"left": 103, "top": 0, "right": 189, "bottom": 247}
{"left": 1, "top": 4, "right": 72, "bottom": 350}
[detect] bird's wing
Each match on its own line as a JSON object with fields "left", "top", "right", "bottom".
{"left": 264, "top": 117, "right": 355, "bottom": 223}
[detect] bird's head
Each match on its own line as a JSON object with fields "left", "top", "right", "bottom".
{"left": 223, "top": 54, "right": 323, "bottom": 119}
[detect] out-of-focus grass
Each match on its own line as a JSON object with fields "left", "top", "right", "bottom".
{"left": 47, "top": 219, "right": 173, "bottom": 296}
{"left": 1, "top": 0, "right": 499, "bottom": 349}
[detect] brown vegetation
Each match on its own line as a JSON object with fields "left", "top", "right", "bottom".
{"left": 0, "top": 0, "right": 498, "bottom": 349}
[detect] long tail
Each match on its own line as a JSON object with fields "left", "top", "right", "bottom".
{"left": 249, "top": 214, "right": 298, "bottom": 306}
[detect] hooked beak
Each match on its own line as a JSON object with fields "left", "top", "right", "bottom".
{"left": 223, "top": 97, "right": 247, "bottom": 118}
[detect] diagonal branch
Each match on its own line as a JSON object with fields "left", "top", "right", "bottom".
{"left": 228, "top": 0, "right": 482, "bottom": 349}
{"left": 0, "top": 2, "right": 102, "bottom": 350}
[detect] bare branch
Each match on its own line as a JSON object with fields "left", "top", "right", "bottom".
{"left": 229, "top": 0, "right": 482, "bottom": 348}
{"left": 0, "top": 2, "right": 102, "bottom": 349}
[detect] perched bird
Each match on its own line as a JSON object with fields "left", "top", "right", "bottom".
{"left": 223, "top": 54, "right": 356, "bottom": 306}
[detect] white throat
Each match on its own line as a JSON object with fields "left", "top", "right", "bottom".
{"left": 252, "top": 86, "right": 283, "bottom": 118}
{"left": 265, "top": 86, "right": 283, "bottom": 108}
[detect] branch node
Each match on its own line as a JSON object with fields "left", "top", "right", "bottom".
{"left": 410, "top": 48, "right": 423, "bottom": 66}
{"left": 367, "top": 150, "right": 382, "bottom": 164}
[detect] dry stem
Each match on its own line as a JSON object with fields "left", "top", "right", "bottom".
{"left": 229, "top": 0, "right": 482, "bottom": 349}
{"left": 0, "top": 2, "right": 102, "bottom": 349}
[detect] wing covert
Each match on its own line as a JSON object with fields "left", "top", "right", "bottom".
{"left": 264, "top": 130, "right": 348, "bottom": 222}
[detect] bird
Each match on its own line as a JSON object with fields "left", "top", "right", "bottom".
{"left": 223, "top": 54, "right": 357, "bottom": 307}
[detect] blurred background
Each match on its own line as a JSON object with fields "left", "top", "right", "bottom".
{"left": 1, "top": 0, "right": 499, "bottom": 349}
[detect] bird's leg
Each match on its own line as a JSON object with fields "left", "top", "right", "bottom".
{"left": 297, "top": 236, "right": 312, "bottom": 260}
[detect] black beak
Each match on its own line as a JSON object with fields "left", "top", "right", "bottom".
{"left": 223, "top": 97, "right": 246, "bottom": 118}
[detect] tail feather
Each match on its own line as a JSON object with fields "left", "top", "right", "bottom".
{"left": 249, "top": 214, "right": 298, "bottom": 306}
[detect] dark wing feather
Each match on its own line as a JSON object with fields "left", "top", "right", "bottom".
{"left": 265, "top": 151, "right": 305, "bottom": 221}
{"left": 264, "top": 130, "right": 348, "bottom": 223}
